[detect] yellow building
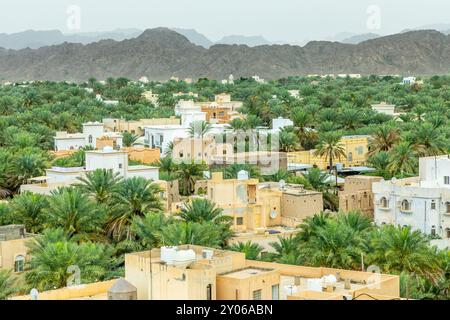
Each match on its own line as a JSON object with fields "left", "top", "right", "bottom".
{"left": 288, "top": 135, "right": 370, "bottom": 170}
{"left": 102, "top": 118, "right": 180, "bottom": 135}
{"left": 339, "top": 175, "right": 383, "bottom": 219}
{"left": 203, "top": 172, "right": 323, "bottom": 231}
{"left": 0, "top": 225, "right": 34, "bottom": 272}
{"left": 12, "top": 245, "right": 401, "bottom": 301}
{"left": 121, "top": 146, "right": 161, "bottom": 164}
{"left": 172, "top": 137, "right": 233, "bottom": 164}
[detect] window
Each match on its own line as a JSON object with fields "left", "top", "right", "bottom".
{"left": 446, "top": 202, "right": 450, "bottom": 214}
{"left": 14, "top": 255, "right": 25, "bottom": 273}
{"left": 446, "top": 228, "right": 450, "bottom": 239}
{"left": 272, "top": 285, "right": 279, "bottom": 300}
{"left": 119, "top": 164, "right": 122, "bottom": 169}
{"left": 431, "top": 200, "right": 436, "bottom": 210}
{"left": 401, "top": 200, "right": 411, "bottom": 212}
{"left": 380, "top": 197, "right": 389, "bottom": 209}
{"left": 206, "top": 284, "right": 212, "bottom": 300}
{"left": 236, "top": 217, "right": 244, "bottom": 226}
{"left": 252, "top": 289, "right": 262, "bottom": 300}
{"left": 431, "top": 226, "right": 436, "bottom": 236}
{"left": 88, "top": 135, "right": 93, "bottom": 144}
{"left": 357, "top": 146, "right": 364, "bottom": 155}
{"left": 444, "top": 176, "right": 450, "bottom": 185}
{"left": 179, "top": 152, "right": 184, "bottom": 158}
{"left": 347, "top": 152, "right": 353, "bottom": 162}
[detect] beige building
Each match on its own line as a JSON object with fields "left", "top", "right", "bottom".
{"left": 172, "top": 137, "right": 233, "bottom": 164}
{"left": 210, "top": 151, "right": 288, "bottom": 175}
{"left": 0, "top": 225, "right": 34, "bottom": 273}
{"left": 339, "top": 176, "right": 383, "bottom": 219}
{"left": 200, "top": 172, "right": 323, "bottom": 231}
{"left": 12, "top": 245, "right": 401, "bottom": 301}
{"left": 102, "top": 118, "right": 180, "bottom": 135}
{"left": 288, "top": 135, "right": 370, "bottom": 170}
{"left": 121, "top": 146, "right": 161, "bottom": 164}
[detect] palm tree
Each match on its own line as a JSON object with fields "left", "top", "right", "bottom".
{"left": 179, "top": 198, "right": 227, "bottom": 223}
{"left": 228, "top": 241, "right": 264, "bottom": 260}
{"left": 156, "top": 156, "right": 178, "bottom": 179}
{"left": 159, "top": 221, "right": 223, "bottom": 248}
{"left": 108, "top": 177, "right": 163, "bottom": 240}
{"left": 122, "top": 132, "right": 139, "bottom": 147}
{"left": 339, "top": 108, "right": 362, "bottom": 130}
{"left": 10, "top": 192, "right": 48, "bottom": 233}
{"left": 269, "top": 236, "right": 302, "bottom": 265}
{"left": 223, "top": 164, "right": 261, "bottom": 179}
{"left": 412, "top": 123, "right": 447, "bottom": 156}
{"left": 368, "top": 123, "right": 400, "bottom": 156}
{"left": 132, "top": 212, "right": 172, "bottom": 248}
{"left": 176, "top": 161, "right": 207, "bottom": 196}
{"left": 26, "top": 228, "right": 114, "bottom": 291}
{"left": 188, "top": 120, "right": 212, "bottom": 138}
{"left": 0, "top": 270, "right": 17, "bottom": 300}
{"left": 278, "top": 129, "right": 299, "bottom": 152}
{"left": 45, "top": 187, "right": 106, "bottom": 240}
{"left": 302, "top": 219, "right": 365, "bottom": 269}
{"left": 314, "top": 132, "right": 346, "bottom": 173}
{"left": 367, "top": 151, "right": 391, "bottom": 179}
{"left": 75, "top": 169, "right": 122, "bottom": 204}
{"left": 336, "top": 211, "right": 372, "bottom": 233}
{"left": 369, "top": 225, "right": 441, "bottom": 281}
{"left": 8, "top": 152, "right": 48, "bottom": 190}
{"left": 387, "top": 141, "right": 418, "bottom": 177}
{"left": 296, "top": 211, "right": 332, "bottom": 242}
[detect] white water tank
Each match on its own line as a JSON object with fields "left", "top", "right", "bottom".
{"left": 307, "top": 278, "right": 323, "bottom": 292}
{"left": 322, "top": 274, "right": 337, "bottom": 287}
{"left": 161, "top": 246, "right": 178, "bottom": 265}
{"left": 237, "top": 170, "right": 249, "bottom": 180}
{"left": 103, "top": 146, "right": 114, "bottom": 152}
{"left": 173, "top": 249, "right": 196, "bottom": 266}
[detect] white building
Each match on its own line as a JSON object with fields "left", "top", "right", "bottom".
{"left": 144, "top": 123, "right": 228, "bottom": 157}
{"left": 272, "top": 117, "right": 294, "bottom": 132}
{"left": 402, "top": 77, "right": 416, "bottom": 85}
{"left": 21, "top": 147, "right": 159, "bottom": 195}
{"left": 54, "top": 122, "right": 123, "bottom": 151}
{"left": 371, "top": 102, "right": 396, "bottom": 116}
{"left": 373, "top": 155, "right": 450, "bottom": 239}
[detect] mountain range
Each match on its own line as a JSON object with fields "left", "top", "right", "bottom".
{"left": 0, "top": 27, "right": 449, "bottom": 82}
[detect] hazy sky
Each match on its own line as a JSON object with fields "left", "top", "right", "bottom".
{"left": 0, "top": 0, "right": 449, "bottom": 42}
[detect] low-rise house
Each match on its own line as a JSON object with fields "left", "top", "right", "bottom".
{"left": 287, "top": 135, "right": 369, "bottom": 170}
{"left": 102, "top": 117, "right": 180, "bottom": 135}
{"left": 172, "top": 137, "right": 233, "bottom": 164}
{"left": 142, "top": 91, "right": 159, "bottom": 106}
{"left": 339, "top": 175, "right": 383, "bottom": 219}
{"left": 20, "top": 147, "right": 159, "bottom": 195}
{"left": 121, "top": 146, "right": 161, "bottom": 164}
{"left": 54, "top": 122, "right": 123, "bottom": 151}
{"left": 198, "top": 172, "right": 322, "bottom": 231}
{"left": 0, "top": 225, "right": 34, "bottom": 273}
{"left": 373, "top": 155, "right": 450, "bottom": 238}
{"left": 210, "top": 151, "right": 288, "bottom": 176}
{"left": 371, "top": 102, "right": 396, "bottom": 116}
{"left": 12, "top": 245, "right": 400, "bottom": 300}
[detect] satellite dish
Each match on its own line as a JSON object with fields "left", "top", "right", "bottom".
{"left": 270, "top": 210, "right": 278, "bottom": 219}
{"left": 279, "top": 179, "right": 286, "bottom": 189}
{"left": 30, "top": 288, "right": 39, "bottom": 300}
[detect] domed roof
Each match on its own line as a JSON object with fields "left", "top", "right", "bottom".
{"left": 108, "top": 278, "right": 137, "bottom": 294}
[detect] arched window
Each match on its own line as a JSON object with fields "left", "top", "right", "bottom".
{"left": 14, "top": 255, "right": 25, "bottom": 273}
{"left": 380, "top": 197, "right": 389, "bottom": 208}
{"left": 88, "top": 135, "right": 93, "bottom": 144}
{"left": 401, "top": 200, "right": 411, "bottom": 212}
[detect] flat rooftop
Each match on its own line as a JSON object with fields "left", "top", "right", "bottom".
{"left": 220, "top": 267, "right": 275, "bottom": 280}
